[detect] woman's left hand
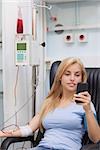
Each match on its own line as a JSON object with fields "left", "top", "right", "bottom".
{"left": 73, "top": 91, "right": 92, "bottom": 112}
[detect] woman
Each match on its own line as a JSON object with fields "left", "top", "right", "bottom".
{"left": 0, "top": 57, "right": 100, "bottom": 150}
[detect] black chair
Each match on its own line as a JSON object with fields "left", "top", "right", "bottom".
{"left": 1, "top": 61, "right": 100, "bottom": 150}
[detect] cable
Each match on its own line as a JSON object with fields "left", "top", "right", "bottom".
{"left": 14, "top": 66, "right": 19, "bottom": 106}
{"left": 1, "top": 124, "right": 19, "bottom": 131}
{"left": 14, "top": 66, "right": 19, "bottom": 126}
{"left": 0, "top": 66, "right": 39, "bottom": 129}
{"left": 0, "top": 66, "right": 40, "bottom": 149}
{"left": 0, "top": 94, "right": 33, "bottom": 129}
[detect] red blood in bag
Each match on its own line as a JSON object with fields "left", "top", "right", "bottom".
{"left": 17, "top": 18, "right": 23, "bottom": 33}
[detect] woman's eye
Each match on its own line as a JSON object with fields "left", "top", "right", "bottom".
{"left": 75, "top": 74, "right": 80, "bottom": 77}
{"left": 65, "top": 73, "right": 70, "bottom": 76}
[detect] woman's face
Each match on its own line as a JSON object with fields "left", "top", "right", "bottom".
{"left": 61, "top": 63, "right": 82, "bottom": 92}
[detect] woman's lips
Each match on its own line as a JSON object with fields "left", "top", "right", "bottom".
{"left": 68, "top": 83, "right": 76, "bottom": 87}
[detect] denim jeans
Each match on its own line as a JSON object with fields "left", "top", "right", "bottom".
{"left": 81, "top": 142, "right": 100, "bottom": 150}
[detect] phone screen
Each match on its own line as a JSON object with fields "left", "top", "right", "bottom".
{"left": 75, "top": 82, "right": 88, "bottom": 103}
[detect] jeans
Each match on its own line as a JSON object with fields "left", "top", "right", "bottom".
{"left": 81, "top": 142, "right": 100, "bottom": 150}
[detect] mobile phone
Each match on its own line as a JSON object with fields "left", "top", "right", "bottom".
{"left": 75, "top": 82, "right": 88, "bottom": 103}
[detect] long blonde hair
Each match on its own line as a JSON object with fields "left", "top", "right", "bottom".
{"left": 39, "top": 57, "right": 87, "bottom": 128}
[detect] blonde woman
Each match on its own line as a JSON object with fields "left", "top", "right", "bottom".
{"left": 0, "top": 57, "right": 100, "bottom": 150}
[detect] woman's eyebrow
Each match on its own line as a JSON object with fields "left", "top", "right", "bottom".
{"left": 75, "top": 71, "right": 81, "bottom": 74}
{"left": 65, "top": 70, "right": 70, "bottom": 73}
{"left": 65, "top": 70, "right": 81, "bottom": 73}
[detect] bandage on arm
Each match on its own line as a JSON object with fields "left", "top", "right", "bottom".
{"left": 19, "top": 125, "right": 33, "bottom": 137}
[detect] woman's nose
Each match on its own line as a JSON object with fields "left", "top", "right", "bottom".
{"left": 70, "top": 75, "right": 75, "bottom": 81}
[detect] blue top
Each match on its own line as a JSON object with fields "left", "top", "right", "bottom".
{"left": 38, "top": 102, "right": 96, "bottom": 150}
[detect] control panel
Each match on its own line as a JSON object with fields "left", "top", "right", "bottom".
{"left": 15, "top": 34, "right": 30, "bottom": 65}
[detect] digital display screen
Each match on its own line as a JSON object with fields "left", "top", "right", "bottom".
{"left": 17, "top": 43, "right": 27, "bottom": 50}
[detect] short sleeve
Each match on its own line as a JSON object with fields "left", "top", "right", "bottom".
{"left": 83, "top": 102, "right": 96, "bottom": 130}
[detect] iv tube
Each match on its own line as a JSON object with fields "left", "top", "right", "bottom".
{"left": 32, "top": 7, "right": 37, "bottom": 40}
{"left": 17, "top": 7, "right": 23, "bottom": 34}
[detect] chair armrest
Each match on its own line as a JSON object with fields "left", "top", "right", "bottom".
{"left": 81, "top": 141, "right": 100, "bottom": 150}
{"left": 0, "top": 136, "right": 34, "bottom": 150}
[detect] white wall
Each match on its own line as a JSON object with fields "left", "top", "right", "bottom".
{"left": 45, "top": 1, "right": 100, "bottom": 67}
{"left": 0, "top": 0, "right": 1, "bottom": 36}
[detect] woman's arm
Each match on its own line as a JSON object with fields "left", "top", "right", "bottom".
{"left": 85, "top": 109, "right": 100, "bottom": 143}
{"left": 0, "top": 113, "right": 40, "bottom": 137}
{"left": 73, "top": 91, "right": 100, "bottom": 143}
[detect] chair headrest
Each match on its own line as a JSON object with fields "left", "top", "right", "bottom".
{"left": 50, "top": 61, "right": 61, "bottom": 88}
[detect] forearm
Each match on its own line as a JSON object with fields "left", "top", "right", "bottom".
{"left": 0, "top": 125, "right": 33, "bottom": 137}
{"left": 29, "top": 113, "right": 40, "bottom": 131}
{"left": 0, "top": 114, "right": 40, "bottom": 138}
{"left": 85, "top": 110, "right": 100, "bottom": 143}
{"left": 10, "top": 114, "right": 40, "bottom": 137}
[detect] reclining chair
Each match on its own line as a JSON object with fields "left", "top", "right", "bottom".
{"left": 1, "top": 61, "right": 100, "bottom": 150}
